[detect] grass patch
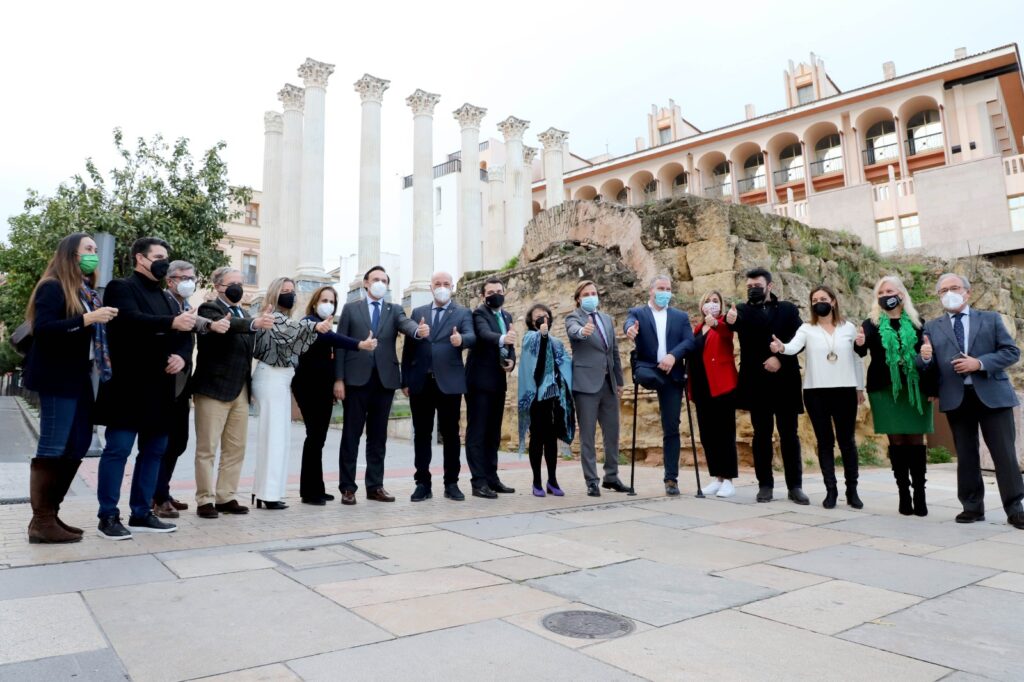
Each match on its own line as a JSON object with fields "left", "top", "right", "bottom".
{"left": 927, "top": 446, "right": 954, "bottom": 464}
{"left": 501, "top": 255, "right": 519, "bottom": 270}
{"left": 837, "top": 259, "right": 860, "bottom": 292}
{"left": 857, "top": 440, "right": 884, "bottom": 467}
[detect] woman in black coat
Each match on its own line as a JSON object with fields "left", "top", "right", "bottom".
{"left": 22, "top": 232, "right": 118, "bottom": 543}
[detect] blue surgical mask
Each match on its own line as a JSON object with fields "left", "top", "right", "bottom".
{"left": 580, "top": 295, "right": 599, "bottom": 313}
{"left": 654, "top": 291, "right": 673, "bottom": 308}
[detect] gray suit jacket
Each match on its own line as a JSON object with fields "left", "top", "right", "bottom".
{"left": 401, "top": 302, "right": 476, "bottom": 395}
{"left": 335, "top": 297, "right": 418, "bottom": 390}
{"left": 565, "top": 307, "right": 623, "bottom": 394}
{"left": 920, "top": 308, "right": 1020, "bottom": 411}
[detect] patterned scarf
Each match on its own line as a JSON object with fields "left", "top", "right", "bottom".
{"left": 877, "top": 312, "right": 922, "bottom": 415}
{"left": 517, "top": 331, "right": 575, "bottom": 453}
{"left": 81, "top": 281, "right": 112, "bottom": 383}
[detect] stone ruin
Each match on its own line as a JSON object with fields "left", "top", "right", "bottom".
{"left": 457, "top": 196, "right": 1024, "bottom": 471}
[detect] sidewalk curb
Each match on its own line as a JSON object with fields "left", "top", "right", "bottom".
{"left": 14, "top": 396, "right": 40, "bottom": 440}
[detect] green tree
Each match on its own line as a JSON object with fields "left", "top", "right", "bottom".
{"left": 0, "top": 129, "right": 249, "bottom": 354}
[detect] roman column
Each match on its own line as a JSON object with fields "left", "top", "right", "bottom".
{"left": 296, "top": 58, "right": 335, "bottom": 281}
{"left": 538, "top": 127, "right": 568, "bottom": 210}
{"left": 522, "top": 145, "right": 537, "bottom": 224}
{"left": 259, "top": 111, "right": 283, "bottom": 291}
{"left": 485, "top": 167, "right": 506, "bottom": 269}
{"left": 277, "top": 83, "right": 304, "bottom": 278}
{"left": 404, "top": 89, "right": 441, "bottom": 308}
{"left": 497, "top": 116, "right": 529, "bottom": 258}
{"left": 352, "top": 73, "right": 390, "bottom": 299}
{"left": 453, "top": 103, "right": 487, "bottom": 277}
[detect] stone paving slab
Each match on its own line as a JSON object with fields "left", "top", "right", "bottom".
{"left": 529, "top": 559, "right": 777, "bottom": 626}
{"left": 316, "top": 566, "right": 506, "bottom": 608}
{"left": 272, "top": 562, "right": 383, "bottom": 587}
{"left": 690, "top": 516, "right": 806, "bottom": 540}
{"left": 287, "top": 619, "right": 642, "bottom": 681}
{"left": 352, "top": 529, "right": 518, "bottom": 573}
{"left": 632, "top": 496, "right": 782, "bottom": 522}
{"left": 83, "top": 569, "right": 391, "bottom": 682}
{"left": 841, "top": 586, "right": 1024, "bottom": 680}
{"left": 635, "top": 513, "right": 713, "bottom": 530}
{"left": 435, "top": 511, "right": 577, "bottom": 540}
{"left": 0, "top": 554, "right": 175, "bottom": 600}
{"left": 770, "top": 545, "right": 998, "bottom": 597}
{"left": 977, "top": 571, "right": 1024, "bottom": 593}
{"left": 927, "top": 538, "right": 1024, "bottom": 572}
{"left": 0, "top": 648, "right": 127, "bottom": 682}
{"left": 493, "top": 533, "right": 635, "bottom": 568}
{"left": 192, "top": 663, "right": 301, "bottom": 681}
{"left": 0, "top": 463, "right": 30, "bottom": 504}
{"left": 853, "top": 536, "right": 946, "bottom": 556}
{"left": 711, "top": 563, "right": 831, "bottom": 592}
{"left": 547, "top": 504, "right": 664, "bottom": 526}
{"left": 163, "top": 551, "right": 276, "bottom": 578}
{"left": 744, "top": 525, "right": 869, "bottom": 552}
{"left": 823, "top": 514, "right": 1010, "bottom": 548}
{"left": 583, "top": 609, "right": 950, "bottom": 681}
{"left": 0, "top": 593, "right": 107, "bottom": 666}
{"left": 270, "top": 544, "right": 368, "bottom": 569}
{"left": 470, "top": 554, "right": 576, "bottom": 581}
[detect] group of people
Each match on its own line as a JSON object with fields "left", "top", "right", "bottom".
{"left": 20, "top": 232, "right": 1024, "bottom": 545}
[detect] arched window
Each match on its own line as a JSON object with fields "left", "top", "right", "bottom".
{"left": 706, "top": 161, "right": 731, "bottom": 198}
{"left": 812, "top": 134, "right": 843, "bottom": 176}
{"left": 616, "top": 187, "right": 628, "bottom": 203}
{"left": 865, "top": 119, "right": 898, "bottom": 164}
{"left": 642, "top": 179, "right": 658, "bottom": 202}
{"left": 906, "top": 109, "right": 942, "bottom": 155}
{"left": 673, "top": 171, "right": 688, "bottom": 196}
{"left": 775, "top": 143, "right": 804, "bottom": 184}
{"left": 740, "top": 153, "right": 766, "bottom": 192}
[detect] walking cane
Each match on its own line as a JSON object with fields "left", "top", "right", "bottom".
{"left": 627, "top": 350, "right": 638, "bottom": 496}
{"left": 683, "top": 360, "right": 705, "bottom": 498}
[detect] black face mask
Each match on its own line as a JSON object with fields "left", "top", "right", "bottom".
{"left": 747, "top": 286, "right": 766, "bottom": 305}
{"left": 278, "top": 292, "right": 296, "bottom": 310}
{"left": 224, "top": 283, "right": 244, "bottom": 304}
{"left": 148, "top": 257, "right": 170, "bottom": 281}
{"left": 534, "top": 317, "right": 548, "bottom": 329}
{"left": 485, "top": 293, "right": 504, "bottom": 309}
{"left": 879, "top": 295, "right": 901, "bottom": 311}
{"left": 812, "top": 302, "right": 833, "bottom": 317}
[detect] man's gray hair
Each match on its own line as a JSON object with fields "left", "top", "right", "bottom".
{"left": 935, "top": 272, "right": 970, "bottom": 293}
{"left": 167, "top": 260, "right": 195, "bottom": 278}
{"left": 212, "top": 266, "right": 241, "bottom": 286}
{"left": 649, "top": 274, "right": 672, "bottom": 289}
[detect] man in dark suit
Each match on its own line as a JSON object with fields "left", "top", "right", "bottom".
{"left": 335, "top": 265, "right": 426, "bottom": 504}
{"left": 190, "top": 266, "right": 272, "bottom": 519}
{"left": 401, "top": 271, "right": 476, "bottom": 502}
{"left": 464, "top": 276, "right": 517, "bottom": 498}
{"left": 919, "top": 273, "right": 1024, "bottom": 529}
{"left": 94, "top": 237, "right": 197, "bottom": 539}
{"left": 725, "top": 267, "right": 808, "bottom": 505}
{"left": 625, "top": 274, "right": 695, "bottom": 495}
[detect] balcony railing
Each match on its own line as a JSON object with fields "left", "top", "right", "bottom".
{"left": 480, "top": 168, "right": 488, "bottom": 182}
{"left": 402, "top": 158, "right": 463, "bottom": 188}
{"left": 736, "top": 174, "right": 766, "bottom": 194}
{"left": 863, "top": 143, "right": 899, "bottom": 166}
{"left": 703, "top": 182, "right": 731, "bottom": 198}
{"left": 906, "top": 132, "right": 944, "bottom": 156}
{"left": 772, "top": 166, "right": 804, "bottom": 185}
{"left": 810, "top": 157, "right": 844, "bottom": 177}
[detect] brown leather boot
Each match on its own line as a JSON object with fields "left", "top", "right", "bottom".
{"left": 53, "top": 458, "right": 84, "bottom": 535}
{"left": 27, "top": 458, "right": 82, "bottom": 544}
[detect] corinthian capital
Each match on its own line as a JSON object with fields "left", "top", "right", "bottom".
{"left": 264, "top": 111, "right": 283, "bottom": 134}
{"left": 453, "top": 103, "right": 487, "bottom": 130}
{"left": 354, "top": 74, "right": 390, "bottom": 103}
{"left": 488, "top": 166, "right": 505, "bottom": 183}
{"left": 497, "top": 116, "right": 530, "bottom": 142}
{"left": 406, "top": 89, "right": 441, "bottom": 116}
{"left": 277, "top": 84, "right": 305, "bottom": 112}
{"left": 538, "top": 127, "right": 569, "bottom": 149}
{"left": 298, "top": 58, "right": 335, "bottom": 89}
{"left": 522, "top": 145, "right": 538, "bottom": 164}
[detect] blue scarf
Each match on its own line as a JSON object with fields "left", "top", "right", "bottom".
{"left": 81, "top": 282, "right": 111, "bottom": 383}
{"left": 517, "top": 331, "right": 575, "bottom": 453}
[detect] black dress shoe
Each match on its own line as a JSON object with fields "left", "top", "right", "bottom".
{"left": 788, "top": 488, "right": 810, "bottom": 505}
{"left": 602, "top": 479, "right": 630, "bottom": 493}
{"left": 196, "top": 503, "right": 219, "bottom": 519}
{"left": 302, "top": 497, "right": 327, "bottom": 506}
{"left": 472, "top": 486, "right": 497, "bottom": 499}
{"left": 444, "top": 484, "right": 465, "bottom": 501}
{"left": 756, "top": 486, "right": 773, "bottom": 503}
{"left": 955, "top": 510, "right": 985, "bottom": 523}
{"left": 665, "top": 480, "right": 680, "bottom": 496}
{"left": 491, "top": 481, "right": 515, "bottom": 494}
{"left": 411, "top": 484, "right": 432, "bottom": 502}
{"left": 587, "top": 482, "right": 601, "bottom": 497}
{"left": 1008, "top": 512, "right": 1024, "bottom": 529}
{"left": 321, "top": 493, "right": 335, "bottom": 502}
{"left": 215, "top": 500, "right": 249, "bottom": 514}
{"left": 255, "top": 499, "right": 288, "bottom": 510}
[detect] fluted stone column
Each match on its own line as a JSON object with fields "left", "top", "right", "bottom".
{"left": 259, "top": 112, "right": 284, "bottom": 291}
{"left": 404, "top": 89, "right": 441, "bottom": 308}
{"left": 296, "top": 58, "right": 334, "bottom": 281}
{"left": 277, "top": 84, "right": 304, "bottom": 278}
{"left": 351, "top": 74, "right": 390, "bottom": 300}
{"left": 522, "top": 145, "right": 537, "bottom": 224}
{"left": 538, "top": 127, "right": 568, "bottom": 210}
{"left": 453, "top": 103, "right": 486, "bottom": 277}
{"left": 484, "top": 167, "right": 506, "bottom": 269}
{"left": 498, "top": 116, "right": 529, "bottom": 260}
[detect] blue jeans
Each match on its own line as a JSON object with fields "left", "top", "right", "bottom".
{"left": 97, "top": 428, "right": 168, "bottom": 519}
{"left": 36, "top": 387, "right": 93, "bottom": 459}
{"left": 657, "top": 382, "right": 684, "bottom": 482}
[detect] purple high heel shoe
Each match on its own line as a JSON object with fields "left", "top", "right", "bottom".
{"left": 546, "top": 483, "right": 564, "bottom": 497}
{"left": 532, "top": 486, "right": 546, "bottom": 497}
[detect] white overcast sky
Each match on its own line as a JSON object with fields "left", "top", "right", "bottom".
{"left": 2, "top": 0, "right": 1022, "bottom": 271}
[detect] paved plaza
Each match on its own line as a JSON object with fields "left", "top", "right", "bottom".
{"left": 1, "top": 399, "right": 1023, "bottom": 681}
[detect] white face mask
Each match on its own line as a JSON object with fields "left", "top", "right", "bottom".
{"left": 175, "top": 280, "right": 196, "bottom": 298}
{"left": 703, "top": 301, "right": 721, "bottom": 318}
{"left": 433, "top": 287, "right": 452, "bottom": 305}
{"left": 316, "top": 302, "right": 335, "bottom": 320}
{"left": 368, "top": 280, "right": 387, "bottom": 299}
{"left": 941, "top": 291, "right": 965, "bottom": 312}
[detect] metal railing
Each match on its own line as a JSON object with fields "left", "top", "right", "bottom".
{"left": 810, "top": 157, "right": 843, "bottom": 177}
{"left": 863, "top": 143, "right": 899, "bottom": 166}
{"left": 905, "top": 132, "right": 944, "bottom": 156}
{"left": 736, "top": 174, "right": 766, "bottom": 193}
{"left": 772, "top": 167, "right": 804, "bottom": 185}
{"left": 703, "top": 182, "right": 731, "bottom": 198}
{"left": 402, "top": 158, "right": 463, "bottom": 188}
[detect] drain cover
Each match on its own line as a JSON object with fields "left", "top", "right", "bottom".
{"left": 542, "top": 610, "right": 635, "bottom": 639}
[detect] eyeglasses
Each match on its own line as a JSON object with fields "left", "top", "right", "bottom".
{"left": 171, "top": 276, "right": 196, "bottom": 282}
{"left": 937, "top": 285, "right": 964, "bottom": 296}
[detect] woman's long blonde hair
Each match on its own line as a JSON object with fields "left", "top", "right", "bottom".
{"left": 869, "top": 274, "right": 921, "bottom": 328}
{"left": 265, "top": 277, "right": 295, "bottom": 316}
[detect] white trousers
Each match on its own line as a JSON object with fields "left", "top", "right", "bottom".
{"left": 252, "top": 362, "right": 294, "bottom": 502}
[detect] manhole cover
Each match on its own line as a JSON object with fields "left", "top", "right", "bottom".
{"left": 542, "top": 610, "right": 635, "bottom": 639}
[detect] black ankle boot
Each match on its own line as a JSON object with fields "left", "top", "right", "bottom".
{"left": 907, "top": 445, "right": 928, "bottom": 517}
{"left": 823, "top": 486, "right": 838, "bottom": 509}
{"left": 889, "top": 446, "right": 914, "bottom": 515}
{"left": 846, "top": 484, "right": 864, "bottom": 510}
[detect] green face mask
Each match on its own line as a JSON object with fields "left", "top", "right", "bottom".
{"left": 79, "top": 253, "right": 99, "bottom": 275}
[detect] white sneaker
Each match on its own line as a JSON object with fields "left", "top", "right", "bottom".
{"left": 703, "top": 479, "right": 722, "bottom": 496}
{"left": 716, "top": 480, "right": 736, "bottom": 498}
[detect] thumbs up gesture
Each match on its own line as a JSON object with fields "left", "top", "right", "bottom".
{"left": 582, "top": 320, "right": 595, "bottom": 338}
{"left": 769, "top": 334, "right": 785, "bottom": 353}
{"left": 417, "top": 317, "right": 430, "bottom": 339}
{"left": 315, "top": 318, "right": 333, "bottom": 334}
{"left": 725, "top": 303, "right": 738, "bottom": 325}
{"left": 855, "top": 324, "right": 866, "bottom": 347}
{"left": 920, "top": 334, "right": 933, "bottom": 362}
{"left": 450, "top": 326, "right": 462, "bottom": 347}
{"left": 505, "top": 328, "right": 517, "bottom": 346}
{"left": 172, "top": 310, "right": 198, "bottom": 332}
{"left": 358, "top": 330, "right": 377, "bottom": 351}
{"left": 626, "top": 320, "right": 640, "bottom": 340}
{"left": 539, "top": 320, "right": 549, "bottom": 337}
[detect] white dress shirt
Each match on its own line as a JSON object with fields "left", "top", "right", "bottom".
{"left": 648, "top": 303, "right": 669, "bottom": 361}
{"left": 781, "top": 321, "right": 865, "bottom": 390}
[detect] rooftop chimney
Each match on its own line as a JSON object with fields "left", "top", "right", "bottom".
{"left": 882, "top": 61, "right": 896, "bottom": 81}
{"left": 744, "top": 103, "right": 756, "bottom": 120}
{"left": 954, "top": 47, "right": 967, "bottom": 59}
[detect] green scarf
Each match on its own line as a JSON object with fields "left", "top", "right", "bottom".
{"left": 877, "top": 312, "right": 924, "bottom": 415}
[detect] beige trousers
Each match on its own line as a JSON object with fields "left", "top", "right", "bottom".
{"left": 193, "top": 389, "right": 249, "bottom": 506}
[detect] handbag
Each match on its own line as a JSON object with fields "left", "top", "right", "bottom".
{"left": 9, "top": 321, "right": 32, "bottom": 357}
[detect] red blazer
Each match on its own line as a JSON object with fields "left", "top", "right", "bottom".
{"left": 688, "top": 316, "right": 738, "bottom": 399}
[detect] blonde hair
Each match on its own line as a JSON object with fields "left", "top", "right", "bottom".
{"left": 869, "top": 274, "right": 921, "bottom": 328}
{"left": 698, "top": 290, "right": 724, "bottom": 320}
{"left": 265, "top": 276, "right": 295, "bottom": 316}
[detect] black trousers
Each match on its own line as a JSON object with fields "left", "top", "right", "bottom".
{"left": 803, "top": 387, "right": 859, "bottom": 489}
{"left": 153, "top": 392, "right": 191, "bottom": 505}
{"left": 410, "top": 375, "right": 463, "bottom": 486}
{"left": 338, "top": 369, "right": 394, "bottom": 494}
{"left": 294, "top": 383, "right": 334, "bottom": 499}
{"left": 694, "top": 391, "right": 738, "bottom": 479}
{"left": 529, "top": 398, "right": 560, "bottom": 486}
{"left": 947, "top": 385, "right": 1024, "bottom": 517}
{"left": 749, "top": 405, "right": 803, "bottom": 490}
{"left": 465, "top": 387, "right": 505, "bottom": 489}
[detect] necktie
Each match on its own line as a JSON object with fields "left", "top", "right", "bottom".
{"left": 953, "top": 313, "right": 965, "bottom": 353}
{"left": 591, "top": 313, "right": 608, "bottom": 350}
{"left": 371, "top": 302, "right": 381, "bottom": 335}
{"left": 433, "top": 306, "right": 443, "bottom": 330}
{"left": 495, "top": 312, "right": 509, "bottom": 360}
{"left": 232, "top": 306, "right": 242, "bottom": 319}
